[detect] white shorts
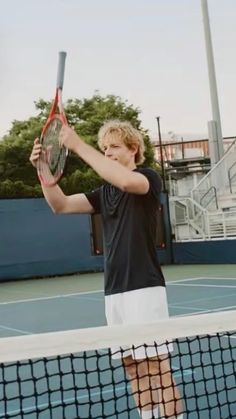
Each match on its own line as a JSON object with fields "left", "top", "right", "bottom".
{"left": 105, "top": 286, "right": 173, "bottom": 359}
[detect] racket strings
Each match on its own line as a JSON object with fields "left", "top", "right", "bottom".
{"left": 38, "top": 118, "right": 67, "bottom": 184}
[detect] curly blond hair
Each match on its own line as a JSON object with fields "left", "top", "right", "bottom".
{"left": 98, "top": 120, "right": 145, "bottom": 165}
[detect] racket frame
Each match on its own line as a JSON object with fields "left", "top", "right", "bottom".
{"left": 37, "top": 52, "right": 68, "bottom": 186}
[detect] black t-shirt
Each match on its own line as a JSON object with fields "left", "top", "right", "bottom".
{"left": 85, "top": 168, "right": 165, "bottom": 295}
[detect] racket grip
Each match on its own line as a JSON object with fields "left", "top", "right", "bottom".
{"left": 56, "top": 51, "right": 67, "bottom": 89}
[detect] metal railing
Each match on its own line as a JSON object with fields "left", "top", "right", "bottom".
{"left": 191, "top": 138, "right": 236, "bottom": 208}
{"left": 199, "top": 186, "right": 218, "bottom": 209}
{"left": 167, "top": 137, "right": 236, "bottom": 241}
{"left": 170, "top": 197, "right": 208, "bottom": 241}
{"left": 228, "top": 161, "right": 236, "bottom": 194}
{"left": 170, "top": 196, "right": 236, "bottom": 241}
{"left": 207, "top": 210, "right": 236, "bottom": 239}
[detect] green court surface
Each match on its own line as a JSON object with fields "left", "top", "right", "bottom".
{"left": 0, "top": 264, "right": 236, "bottom": 418}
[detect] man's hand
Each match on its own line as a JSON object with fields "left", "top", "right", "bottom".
{"left": 29, "top": 138, "right": 42, "bottom": 167}
{"left": 59, "top": 126, "right": 82, "bottom": 153}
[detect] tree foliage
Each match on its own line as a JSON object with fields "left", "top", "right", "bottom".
{"left": 0, "top": 93, "right": 159, "bottom": 198}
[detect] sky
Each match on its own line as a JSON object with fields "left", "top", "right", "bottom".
{"left": 1, "top": 0, "right": 236, "bottom": 141}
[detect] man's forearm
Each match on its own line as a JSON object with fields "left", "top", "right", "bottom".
{"left": 41, "top": 183, "right": 67, "bottom": 213}
{"left": 74, "top": 140, "right": 132, "bottom": 189}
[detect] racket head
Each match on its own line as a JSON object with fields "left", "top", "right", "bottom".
{"left": 37, "top": 114, "right": 68, "bottom": 186}
{"left": 37, "top": 51, "right": 68, "bottom": 186}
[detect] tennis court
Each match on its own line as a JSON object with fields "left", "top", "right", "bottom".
{"left": 0, "top": 265, "right": 236, "bottom": 418}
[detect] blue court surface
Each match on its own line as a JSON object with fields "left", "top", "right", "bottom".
{"left": 0, "top": 275, "right": 236, "bottom": 418}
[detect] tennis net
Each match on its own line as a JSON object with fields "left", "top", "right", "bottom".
{"left": 0, "top": 310, "right": 235, "bottom": 418}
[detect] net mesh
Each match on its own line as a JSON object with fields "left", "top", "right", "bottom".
{"left": 38, "top": 118, "right": 67, "bottom": 184}
{"left": 0, "top": 311, "right": 236, "bottom": 419}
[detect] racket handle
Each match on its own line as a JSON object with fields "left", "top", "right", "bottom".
{"left": 56, "top": 51, "right": 67, "bottom": 89}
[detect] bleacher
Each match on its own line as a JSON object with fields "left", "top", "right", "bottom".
{"left": 154, "top": 136, "right": 236, "bottom": 241}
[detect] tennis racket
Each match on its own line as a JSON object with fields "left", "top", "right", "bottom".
{"left": 37, "top": 51, "right": 68, "bottom": 186}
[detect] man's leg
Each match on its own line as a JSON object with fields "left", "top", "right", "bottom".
{"left": 151, "top": 355, "right": 182, "bottom": 418}
{"left": 123, "top": 355, "right": 183, "bottom": 418}
{"left": 123, "top": 355, "right": 159, "bottom": 418}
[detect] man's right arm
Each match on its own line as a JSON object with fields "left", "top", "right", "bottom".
{"left": 30, "top": 138, "right": 94, "bottom": 214}
{"left": 41, "top": 184, "right": 94, "bottom": 214}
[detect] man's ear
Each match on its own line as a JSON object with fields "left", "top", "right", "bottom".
{"left": 130, "top": 144, "right": 138, "bottom": 156}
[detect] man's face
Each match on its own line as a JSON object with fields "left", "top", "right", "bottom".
{"left": 102, "top": 137, "right": 136, "bottom": 168}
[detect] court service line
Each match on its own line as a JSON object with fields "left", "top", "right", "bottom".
{"left": 167, "top": 277, "right": 206, "bottom": 283}
{"left": 170, "top": 292, "right": 236, "bottom": 307}
{"left": 175, "top": 304, "right": 236, "bottom": 317}
{"left": 0, "top": 324, "right": 32, "bottom": 335}
{"left": 169, "top": 283, "right": 236, "bottom": 288}
{"left": 189, "top": 277, "right": 236, "bottom": 280}
{"left": 168, "top": 277, "right": 236, "bottom": 284}
{"left": 0, "top": 290, "right": 104, "bottom": 306}
{"left": 170, "top": 305, "right": 209, "bottom": 312}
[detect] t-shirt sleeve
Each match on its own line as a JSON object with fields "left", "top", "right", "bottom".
{"left": 137, "top": 168, "right": 162, "bottom": 201}
{"left": 85, "top": 188, "right": 101, "bottom": 214}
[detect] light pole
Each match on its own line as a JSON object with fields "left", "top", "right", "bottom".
{"left": 156, "top": 117, "right": 174, "bottom": 263}
{"left": 201, "top": 0, "right": 224, "bottom": 163}
{"left": 156, "top": 116, "right": 166, "bottom": 191}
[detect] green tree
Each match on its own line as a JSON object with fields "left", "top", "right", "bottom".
{"left": 0, "top": 93, "right": 158, "bottom": 198}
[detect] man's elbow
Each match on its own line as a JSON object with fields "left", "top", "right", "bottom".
{"left": 119, "top": 179, "right": 133, "bottom": 192}
{"left": 49, "top": 202, "right": 67, "bottom": 214}
{"left": 120, "top": 180, "right": 149, "bottom": 194}
{"left": 50, "top": 206, "right": 62, "bottom": 214}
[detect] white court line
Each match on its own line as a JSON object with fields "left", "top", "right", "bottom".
{"left": 172, "top": 365, "right": 194, "bottom": 376}
{"left": 168, "top": 277, "right": 236, "bottom": 285}
{"left": 175, "top": 304, "right": 236, "bottom": 317}
{"left": 189, "top": 277, "right": 236, "bottom": 280}
{"left": 170, "top": 292, "right": 236, "bottom": 307}
{"left": 167, "top": 277, "right": 206, "bottom": 283}
{"left": 169, "top": 283, "right": 236, "bottom": 288}
{"left": 0, "top": 325, "right": 31, "bottom": 335}
{"left": 0, "top": 290, "right": 104, "bottom": 306}
{"left": 170, "top": 305, "right": 207, "bottom": 312}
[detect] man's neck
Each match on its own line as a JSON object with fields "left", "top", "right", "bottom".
{"left": 127, "top": 162, "right": 137, "bottom": 171}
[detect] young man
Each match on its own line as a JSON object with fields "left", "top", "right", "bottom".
{"left": 30, "top": 120, "right": 182, "bottom": 419}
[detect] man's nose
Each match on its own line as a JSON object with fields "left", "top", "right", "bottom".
{"left": 105, "top": 148, "right": 112, "bottom": 157}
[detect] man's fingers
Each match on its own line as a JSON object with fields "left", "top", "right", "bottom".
{"left": 29, "top": 142, "right": 43, "bottom": 166}
{"left": 31, "top": 149, "right": 41, "bottom": 160}
{"left": 58, "top": 128, "right": 65, "bottom": 147}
